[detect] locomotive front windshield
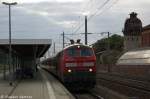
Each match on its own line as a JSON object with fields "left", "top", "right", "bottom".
{"left": 80, "top": 49, "right": 93, "bottom": 56}
{"left": 67, "top": 48, "right": 78, "bottom": 57}
{"left": 66, "top": 46, "right": 94, "bottom": 57}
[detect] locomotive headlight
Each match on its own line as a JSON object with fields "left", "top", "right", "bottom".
{"left": 68, "top": 69, "right": 72, "bottom": 73}
{"left": 65, "top": 63, "right": 77, "bottom": 67}
{"left": 89, "top": 68, "right": 93, "bottom": 72}
{"left": 83, "top": 62, "right": 94, "bottom": 67}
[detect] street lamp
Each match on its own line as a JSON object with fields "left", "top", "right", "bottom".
{"left": 2, "top": 2, "right": 17, "bottom": 86}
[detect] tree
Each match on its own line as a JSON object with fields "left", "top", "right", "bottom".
{"left": 93, "top": 34, "right": 124, "bottom": 64}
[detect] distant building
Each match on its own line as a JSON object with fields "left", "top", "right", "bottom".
{"left": 123, "top": 12, "right": 142, "bottom": 51}
{"left": 141, "top": 25, "right": 150, "bottom": 47}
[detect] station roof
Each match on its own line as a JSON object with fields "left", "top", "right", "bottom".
{"left": 117, "top": 47, "right": 150, "bottom": 65}
{"left": 0, "top": 39, "right": 52, "bottom": 58}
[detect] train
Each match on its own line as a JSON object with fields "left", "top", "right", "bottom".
{"left": 42, "top": 40, "right": 96, "bottom": 89}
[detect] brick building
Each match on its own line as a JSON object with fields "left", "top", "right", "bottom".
{"left": 141, "top": 25, "right": 150, "bottom": 47}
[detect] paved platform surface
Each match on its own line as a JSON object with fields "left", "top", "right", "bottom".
{"left": 0, "top": 71, "right": 15, "bottom": 96}
{"left": 0, "top": 68, "right": 75, "bottom": 99}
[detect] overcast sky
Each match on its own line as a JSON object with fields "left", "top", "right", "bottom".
{"left": 0, "top": 0, "right": 150, "bottom": 54}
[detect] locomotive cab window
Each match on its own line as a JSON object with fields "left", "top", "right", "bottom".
{"left": 80, "top": 49, "right": 93, "bottom": 56}
{"left": 66, "top": 46, "right": 94, "bottom": 57}
{"left": 67, "top": 48, "right": 78, "bottom": 57}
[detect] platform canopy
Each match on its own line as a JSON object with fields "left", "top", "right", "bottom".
{"left": 0, "top": 39, "right": 52, "bottom": 58}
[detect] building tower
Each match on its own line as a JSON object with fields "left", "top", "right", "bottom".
{"left": 123, "top": 12, "right": 142, "bottom": 51}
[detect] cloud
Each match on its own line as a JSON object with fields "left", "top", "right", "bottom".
{"left": 0, "top": 0, "right": 150, "bottom": 52}
{"left": 13, "top": 2, "right": 83, "bottom": 29}
{"left": 0, "top": 0, "right": 84, "bottom": 4}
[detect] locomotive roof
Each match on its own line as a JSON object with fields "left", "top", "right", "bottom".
{"left": 64, "top": 43, "right": 92, "bottom": 50}
{"left": 41, "top": 44, "right": 92, "bottom": 63}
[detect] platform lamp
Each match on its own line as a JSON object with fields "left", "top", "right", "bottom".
{"left": 2, "top": 2, "right": 17, "bottom": 86}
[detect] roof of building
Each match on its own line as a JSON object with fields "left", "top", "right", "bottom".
{"left": 0, "top": 39, "right": 52, "bottom": 58}
{"left": 0, "top": 39, "right": 51, "bottom": 45}
{"left": 117, "top": 47, "right": 150, "bottom": 65}
{"left": 143, "top": 24, "right": 150, "bottom": 31}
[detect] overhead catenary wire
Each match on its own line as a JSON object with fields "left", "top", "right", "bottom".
{"left": 80, "top": 0, "right": 93, "bottom": 14}
{"left": 71, "top": 0, "right": 94, "bottom": 33}
{"left": 72, "top": 0, "right": 119, "bottom": 34}
{"left": 89, "top": 0, "right": 120, "bottom": 20}
{"left": 88, "top": 0, "right": 111, "bottom": 20}
{"left": 72, "top": 0, "right": 111, "bottom": 34}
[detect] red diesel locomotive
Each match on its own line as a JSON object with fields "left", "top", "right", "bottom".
{"left": 42, "top": 42, "right": 96, "bottom": 89}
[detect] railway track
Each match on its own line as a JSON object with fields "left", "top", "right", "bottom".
{"left": 89, "top": 91, "right": 104, "bottom": 99}
{"left": 96, "top": 72, "right": 150, "bottom": 98}
{"left": 43, "top": 68, "right": 103, "bottom": 99}
{"left": 74, "top": 91, "right": 104, "bottom": 99}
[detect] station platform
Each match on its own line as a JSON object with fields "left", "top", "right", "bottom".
{"left": 0, "top": 68, "right": 75, "bottom": 99}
